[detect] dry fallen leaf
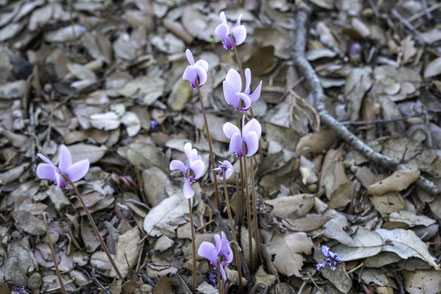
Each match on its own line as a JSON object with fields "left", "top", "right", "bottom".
{"left": 265, "top": 194, "right": 314, "bottom": 218}
{"left": 367, "top": 169, "right": 420, "bottom": 195}
{"left": 424, "top": 57, "right": 441, "bottom": 78}
{"left": 265, "top": 232, "right": 313, "bottom": 277}
{"left": 110, "top": 227, "right": 140, "bottom": 278}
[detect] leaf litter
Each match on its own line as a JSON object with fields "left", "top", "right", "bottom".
{"left": 0, "top": 0, "right": 441, "bottom": 293}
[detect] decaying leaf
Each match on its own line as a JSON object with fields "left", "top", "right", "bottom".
{"left": 332, "top": 227, "right": 383, "bottom": 261}
{"left": 265, "top": 232, "right": 313, "bottom": 277}
{"left": 376, "top": 228, "right": 439, "bottom": 270}
{"left": 403, "top": 270, "right": 441, "bottom": 294}
{"left": 265, "top": 194, "right": 314, "bottom": 218}
{"left": 367, "top": 169, "right": 420, "bottom": 195}
{"left": 110, "top": 227, "right": 140, "bottom": 278}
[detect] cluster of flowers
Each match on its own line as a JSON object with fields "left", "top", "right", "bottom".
{"left": 176, "top": 11, "right": 264, "bottom": 279}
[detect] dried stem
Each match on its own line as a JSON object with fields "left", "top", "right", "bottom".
{"left": 249, "top": 157, "right": 260, "bottom": 265}
{"left": 222, "top": 170, "right": 243, "bottom": 292}
{"left": 43, "top": 212, "right": 67, "bottom": 294}
{"left": 188, "top": 198, "right": 197, "bottom": 292}
{"left": 196, "top": 84, "right": 221, "bottom": 209}
{"left": 241, "top": 155, "right": 253, "bottom": 270}
{"left": 293, "top": 3, "right": 440, "bottom": 196}
{"left": 61, "top": 174, "right": 124, "bottom": 281}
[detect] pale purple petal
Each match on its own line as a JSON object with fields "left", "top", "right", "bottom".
{"left": 219, "top": 232, "right": 234, "bottom": 263}
{"left": 225, "top": 69, "right": 242, "bottom": 92}
{"left": 183, "top": 66, "right": 197, "bottom": 87}
{"left": 219, "top": 11, "right": 227, "bottom": 24}
{"left": 37, "top": 153, "right": 54, "bottom": 165}
{"left": 198, "top": 241, "right": 218, "bottom": 267}
{"left": 190, "top": 159, "right": 205, "bottom": 179}
{"left": 183, "top": 143, "right": 193, "bottom": 162}
{"left": 194, "top": 66, "right": 207, "bottom": 87}
{"left": 243, "top": 118, "right": 262, "bottom": 139}
{"left": 242, "top": 131, "right": 258, "bottom": 157}
{"left": 215, "top": 23, "right": 229, "bottom": 43}
{"left": 231, "top": 25, "right": 247, "bottom": 46}
{"left": 229, "top": 132, "right": 243, "bottom": 157}
{"left": 183, "top": 178, "right": 195, "bottom": 198}
{"left": 194, "top": 59, "right": 208, "bottom": 72}
{"left": 66, "top": 159, "right": 89, "bottom": 182}
{"left": 322, "top": 245, "right": 330, "bottom": 256}
{"left": 237, "top": 92, "right": 251, "bottom": 110}
{"left": 217, "top": 160, "right": 233, "bottom": 180}
{"left": 249, "top": 80, "right": 262, "bottom": 103}
{"left": 36, "top": 163, "right": 58, "bottom": 182}
{"left": 214, "top": 234, "right": 222, "bottom": 253}
{"left": 223, "top": 81, "right": 240, "bottom": 108}
{"left": 219, "top": 266, "right": 227, "bottom": 280}
{"left": 186, "top": 49, "right": 194, "bottom": 65}
{"left": 223, "top": 122, "right": 240, "bottom": 139}
{"left": 58, "top": 145, "right": 73, "bottom": 173}
{"left": 170, "top": 160, "right": 186, "bottom": 174}
{"left": 244, "top": 68, "right": 251, "bottom": 94}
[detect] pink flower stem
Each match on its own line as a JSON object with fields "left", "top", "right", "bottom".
{"left": 241, "top": 154, "right": 253, "bottom": 271}
{"left": 196, "top": 82, "right": 221, "bottom": 210}
{"left": 249, "top": 157, "right": 260, "bottom": 265}
{"left": 188, "top": 198, "right": 197, "bottom": 292}
{"left": 222, "top": 170, "right": 243, "bottom": 292}
{"left": 43, "top": 212, "right": 67, "bottom": 294}
{"left": 61, "top": 174, "right": 124, "bottom": 281}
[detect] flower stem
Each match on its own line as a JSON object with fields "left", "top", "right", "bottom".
{"left": 249, "top": 157, "right": 260, "bottom": 265}
{"left": 61, "top": 174, "right": 124, "bottom": 281}
{"left": 222, "top": 170, "right": 243, "bottom": 292}
{"left": 241, "top": 155, "right": 253, "bottom": 271}
{"left": 43, "top": 212, "right": 67, "bottom": 294}
{"left": 196, "top": 84, "right": 221, "bottom": 209}
{"left": 188, "top": 198, "right": 197, "bottom": 292}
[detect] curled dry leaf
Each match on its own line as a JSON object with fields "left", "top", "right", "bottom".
{"left": 295, "top": 128, "right": 335, "bottom": 156}
{"left": 376, "top": 228, "right": 440, "bottom": 270}
{"left": 265, "top": 232, "right": 313, "bottom": 277}
{"left": 265, "top": 194, "right": 314, "bottom": 218}
{"left": 388, "top": 211, "right": 436, "bottom": 227}
{"left": 367, "top": 169, "right": 420, "bottom": 195}
{"left": 110, "top": 227, "right": 140, "bottom": 278}
{"left": 332, "top": 227, "right": 383, "bottom": 261}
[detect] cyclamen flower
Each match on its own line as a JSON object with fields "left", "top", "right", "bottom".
{"left": 223, "top": 118, "right": 261, "bottom": 158}
{"left": 223, "top": 68, "right": 262, "bottom": 111}
{"left": 316, "top": 245, "right": 343, "bottom": 271}
{"left": 198, "top": 231, "right": 234, "bottom": 280}
{"left": 182, "top": 49, "right": 209, "bottom": 88}
{"left": 170, "top": 142, "right": 205, "bottom": 198}
{"left": 215, "top": 11, "right": 247, "bottom": 50}
{"left": 214, "top": 160, "right": 233, "bottom": 180}
{"left": 36, "top": 145, "right": 90, "bottom": 190}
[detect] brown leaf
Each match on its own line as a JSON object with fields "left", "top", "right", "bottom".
{"left": 153, "top": 276, "right": 173, "bottom": 294}
{"left": 265, "top": 194, "right": 314, "bottom": 218}
{"left": 295, "top": 129, "right": 335, "bottom": 156}
{"left": 368, "top": 169, "right": 420, "bottom": 195}
{"left": 282, "top": 214, "right": 330, "bottom": 231}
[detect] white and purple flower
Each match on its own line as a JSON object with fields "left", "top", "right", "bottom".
{"left": 36, "top": 145, "right": 90, "bottom": 190}
{"left": 198, "top": 231, "right": 234, "bottom": 280}
{"left": 223, "top": 68, "right": 262, "bottom": 112}
{"left": 316, "top": 245, "right": 343, "bottom": 271}
{"left": 182, "top": 49, "right": 209, "bottom": 88}
{"left": 223, "top": 118, "right": 261, "bottom": 158}
{"left": 215, "top": 11, "right": 247, "bottom": 50}
{"left": 170, "top": 142, "right": 205, "bottom": 198}
{"left": 214, "top": 160, "right": 233, "bottom": 180}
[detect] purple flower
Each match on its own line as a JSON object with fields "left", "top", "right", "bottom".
{"left": 214, "top": 160, "right": 233, "bottom": 180}
{"left": 215, "top": 11, "right": 247, "bottom": 50}
{"left": 316, "top": 245, "right": 342, "bottom": 271}
{"left": 198, "top": 231, "right": 234, "bottom": 280}
{"left": 182, "top": 49, "right": 209, "bottom": 88}
{"left": 170, "top": 142, "right": 205, "bottom": 198}
{"left": 223, "top": 68, "right": 262, "bottom": 111}
{"left": 36, "top": 145, "right": 90, "bottom": 190}
{"left": 223, "top": 118, "right": 261, "bottom": 158}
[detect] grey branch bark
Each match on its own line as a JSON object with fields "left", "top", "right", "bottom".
{"left": 292, "top": 4, "right": 440, "bottom": 196}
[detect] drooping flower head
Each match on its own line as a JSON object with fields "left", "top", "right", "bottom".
{"left": 36, "top": 145, "right": 90, "bottom": 190}
{"left": 215, "top": 11, "right": 247, "bottom": 50}
{"left": 223, "top": 118, "right": 261, "bottom": 158}
{"left": 182, "top": 49, "right": 209, "bottom": 88}
{"left": 223, "top": 68, "right": 262, "bottom": 112}
{"left": 213, "top": 160, "right": 233, "bottom": 180}
{"left": 198, "top": 231, "right": 234, "bottom": 280}
{"left": 170, "top": 142, "right": 205, "bottom": 198}
{"left": 316, "top": 245, "right": 343, "bottom": 271}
